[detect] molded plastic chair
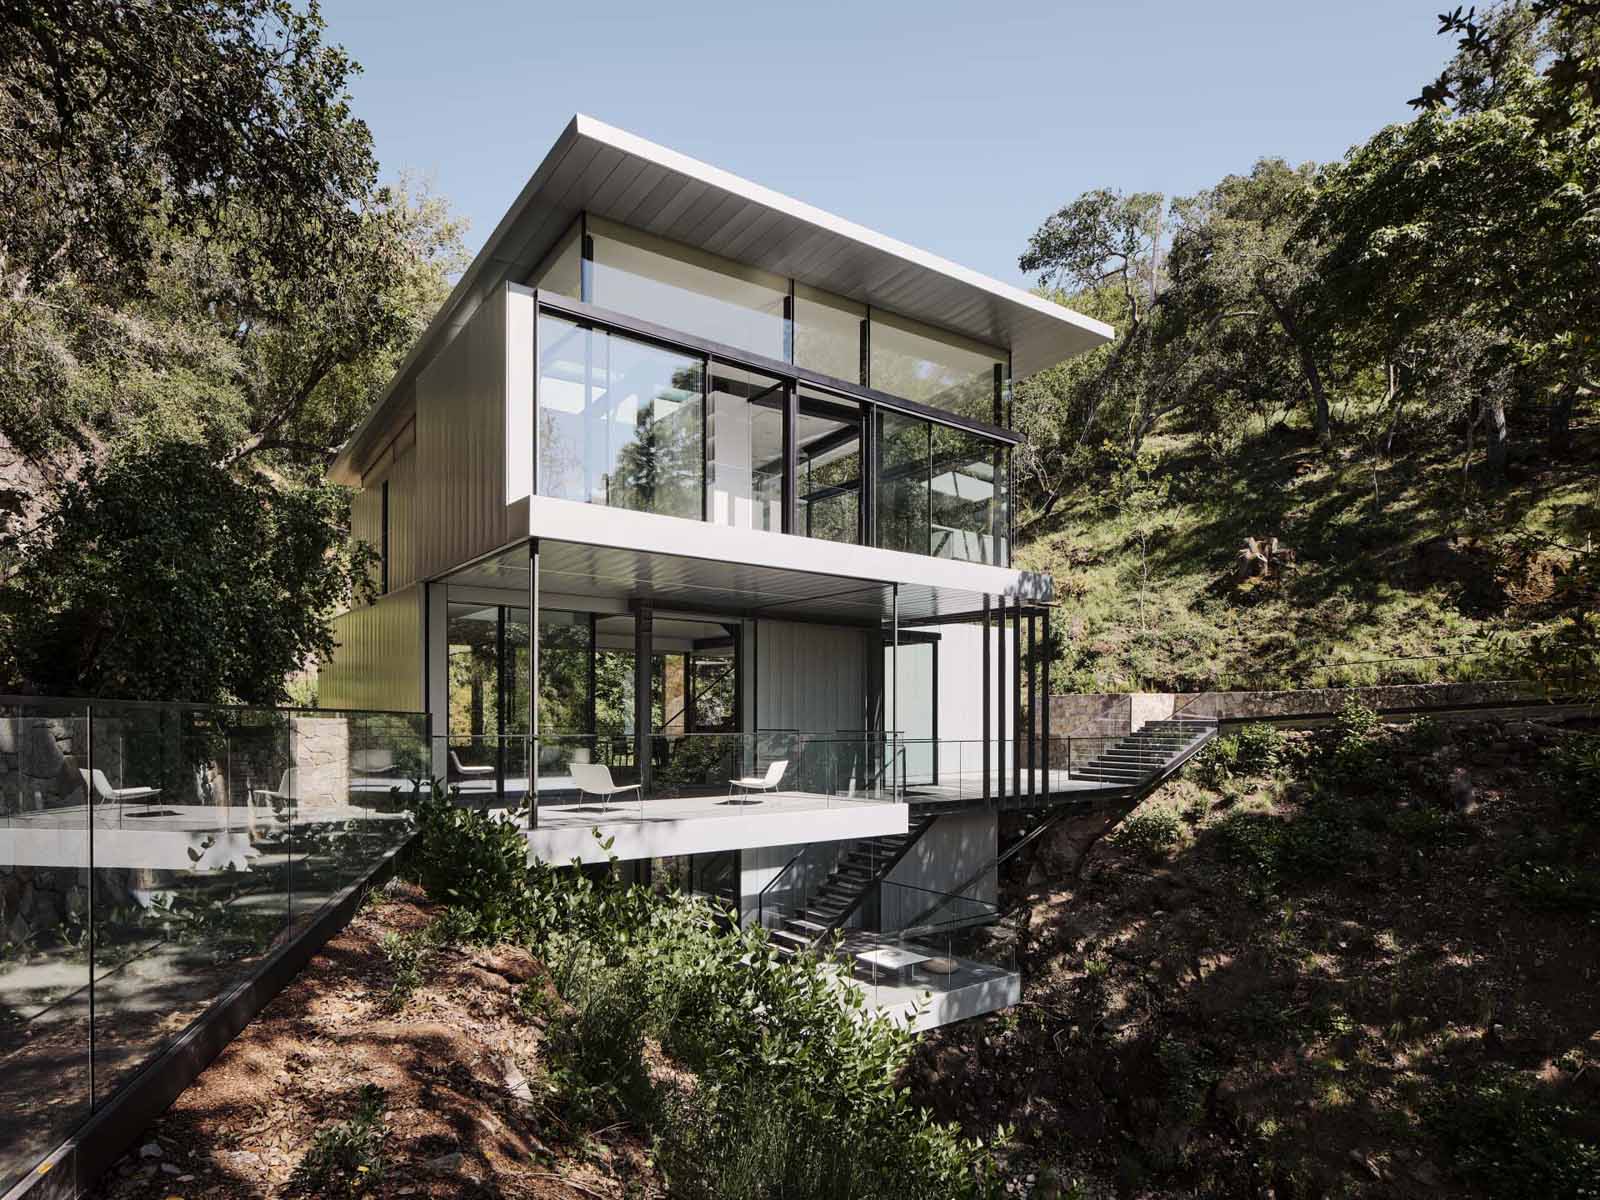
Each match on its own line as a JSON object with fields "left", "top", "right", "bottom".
{"left": 449, "top": 750, "right": 495, "bottom": 778}
{"left": 568, "top": 762, "right": 642, "bottom": 811}
{"left": 728, "top": 759, "right": 788, "bottom": 800}
{"left": 80, "top": 766, "right": 160, "bottom": 807}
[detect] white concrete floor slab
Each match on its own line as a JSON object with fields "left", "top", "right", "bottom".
{"left": 521, "top": 791, "right": 908, "bottom": 864}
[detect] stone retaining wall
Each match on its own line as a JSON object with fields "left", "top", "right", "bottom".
{"left": 1046, "top": 680, "right": 1542, "bottom": 737}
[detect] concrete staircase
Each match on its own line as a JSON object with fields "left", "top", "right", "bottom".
{"left": 768, "top": 816, "right": 935, "bottom": 956}
{"left": 1068, "top": 718, "right": 1217, "bottom": 788}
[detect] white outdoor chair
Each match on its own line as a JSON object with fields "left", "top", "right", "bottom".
{"left": 568, "top": 762, "right": 642, "bottom": 812}
{"left": 449, "top": 750, "right": 495, "bottom": 779}
{"left": 80, "top": 767, "right": 160, "bottom": 808}
{"left": 728, "top": 759, "right": 788, "bottom": 802}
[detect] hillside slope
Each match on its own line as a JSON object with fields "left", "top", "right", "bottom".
{"left": 912, "top": 713, "right": 1600, "bottom": 1198}
{"left": 1016, "top": 418, "right": 1598, "bottom": 694}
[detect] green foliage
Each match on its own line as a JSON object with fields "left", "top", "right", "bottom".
{"left": 406, "top": 786, "right": 1003, "bottom": 1199}
{"left": 1192, "top": 735, "right": 1239, "bottom": 788}
{"left": 376, "top": 909, "right": 471, "bottom": 1012}
{"left": 1213, "top": 798, "right": 1359, "bottom": 898}
{"left": 1503, "top": 861, "right": 1600, "bottom": 918}
{"left": 1544, "top": 734, "right": 1600, "bottom": 823}
{"left": 1233, "top": 722, "right": 1286, "bottom": 773}
{"left": 1427, "top": 1071, "right": 1600, "bottom": 1200}
{"left": 291, "top": 1083, "right": 389, "bottom": 1195}
{"left": 0, "top": 442, "right": 370, "bottom": 702}
{"left": 1112, "top": 809, "right": 1183, "bottom": 861}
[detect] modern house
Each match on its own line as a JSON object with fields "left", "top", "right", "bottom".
{"left": 318, "top": 116, "right": 1205, "bottom": 1024}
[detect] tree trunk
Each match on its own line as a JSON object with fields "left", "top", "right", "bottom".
{"left": 1548, "top": 389, "right": 1576, "bottom": 456}
{"left": 1260, "top": 285, "right": 1331, "bottom": 445}
{"left": 1484, "top": 394, "right": 1509, "bottom": 477}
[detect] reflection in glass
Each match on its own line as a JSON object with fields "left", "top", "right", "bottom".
{"left": 588, "top": 216, "right": 788, "bottom": 360}
{"left": 876, "top": 410, "right": 930, "bottom": 555}
{"left": 796, "top": 388, "right": 862, "bottom": 544}
{"left": 869, "top": 309, "right": 1007, "bottom": 425}
{"left": 931, "top": 427, "right": 1006, "bottom": 565}
{"left": 538, "top": 315, "right": 705, "bottom": 520}
{"left": 530, "top": 218, "right": 581, "bottom": 299}
{"left": 707, "top": 362, "right": 784, "bottom": 531}
{"left": 794, "top": 284, "right": 864, "bottom": 382}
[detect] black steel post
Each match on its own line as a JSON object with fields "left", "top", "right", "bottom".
{"left": 634, "top": 601, "right": 653, "bottom": 797}
{"left": 1042, "top": 610, "right": 1053, "bottom": 798}
{"left": 1028, "top": 610, "right": 1038, "bottom": 802}
{"left": 1012, "top": 601, "right": 1022, "bottom": 801}
{"left": 997, "top": 596, "right": 1006, "bottom": 809}
{"left": 981, "top": 598, "right": 991, "bottom": 803}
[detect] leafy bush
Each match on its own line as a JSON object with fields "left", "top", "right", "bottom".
{"left": 1213, "top": 798, "right": 1359, "bottom": 896}
{"left": 1192, "top": 735, "right": 1239, "bottom": 788}
{"left": 292, "top": 1083, "right": 389, "bottom": 1194}
{"left": 1544, "top": 735, "right": 1600, "bottom": 823}
{"left": 1233, "top": 722, "right": 1286, "bottom": 773}
{"left": 1428, "top": 1072, "right": 1600, "bottom": 1200}
{"left": 406, "top": 782, "right": 1003, "bottom": 1199}
{"left": 1503, "top": 862, "right": 1600, "bottom": 917}
{"left": 1113, "top": 809, "right": 1183, "bottom": 860}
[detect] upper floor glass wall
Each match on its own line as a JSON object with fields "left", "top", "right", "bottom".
{"left": 587, "top": 216, "right": 790, "bottom": 360}
{"left": 794, "top": 283, "right": 864, "bottom": 384}
{"left": 531, "top": 218, "right": 1011, "bottom": 430}
{"left": 537, "top": 313, "right": 704, "bottom": 521}
{"left": 869, "top": 309, "right": 1008, "bottom": 427}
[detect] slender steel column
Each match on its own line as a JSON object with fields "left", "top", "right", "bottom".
{"left": 528, "top": 539, "right": 540, "bottom": 825}
{"left": 1027, "top": 610, "right": 1037, "bottom": 802}
{"left": 997, "top": 596, "right": 1006, "bottom": 809}
{"left": 981, "top": 598, "right": 991, "bottom": 803}
{"left": 1011, "top": 600, "right": 1022, "bottom": 801}
{"left": 1042, "top": 610, "right": 1053, "bottom": 798}
{"left": 634, "top": 601, "right": 653, "bottom": 797}
{"left": 891, "top": 583, "right": 900, "bottom": 799}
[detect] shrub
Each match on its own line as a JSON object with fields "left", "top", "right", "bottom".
{"left": 405, "top": 782, "right": 1003, "bottom": 1199}
{"left": 1428, "top": 1071, "right": 1600, "bottom": 1200}
{"left": 1212, "top": 798, "right": 1358, "bottom": 896}
{"left": 292, "top": 1083, "right": 389, "bottom": 1194}
{"left": 1192, "top": 735, "right": 1240, "bottom": 788}
{"left": 1543, "top": 735, "right": 1600, "bottom": 823}
{"left": 1503, "top": 862, "right": 1600, "bottom": 917}
{"left": 1233, "top": 722, "right": 1285, "bottom": 774}
{"left": 1113, "top": 809, "right": 1183, "bottom": 860}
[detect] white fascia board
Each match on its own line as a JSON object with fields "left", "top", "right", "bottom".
{"left": 572, "top": 115, "right": 1115, "bottom": 356}
{"left": 524, "top": 802, "right": 909, "bottom": 865}
{"left": 528, "top": 494, "right": 1051, "bottom": 603}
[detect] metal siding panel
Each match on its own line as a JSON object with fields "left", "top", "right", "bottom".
{"left": 416, "top": 287, "right": 514, "bottom": 581}
{"left": 320, "top": 586, "right": 423, "bottom": 712}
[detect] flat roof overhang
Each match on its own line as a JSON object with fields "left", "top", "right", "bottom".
{"left": 332, "top": 114, "right": 1112, "bottom": 483}
{"left": 444, "top": 497, "right": 1052, "bottom": 624}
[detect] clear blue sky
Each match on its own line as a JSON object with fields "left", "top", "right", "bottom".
{"left": 320, "top": 0, "right": 1449, "bottom": 288}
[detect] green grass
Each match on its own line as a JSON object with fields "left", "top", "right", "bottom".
{"left": 1016, "top": 417, "right": 1598, "bottom": 693}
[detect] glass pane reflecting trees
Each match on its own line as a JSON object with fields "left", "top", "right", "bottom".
{"left": 538, "top": 315, "right": 704, "bottom": 521}
{"left": 796, "top": 388, "right": 862, "bottom": 544}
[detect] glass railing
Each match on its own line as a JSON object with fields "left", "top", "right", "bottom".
{"left": 429, "top": 730, "right": 907, "bottom": 824}
{"left": 886, "top": 735, "right": 1122, "bottom": 807}
{"left": 850, "top": 880, "right": 1019, "bottom": 1017}
{"left": 0, "top": 697, "right": 427, "bottom": 1194}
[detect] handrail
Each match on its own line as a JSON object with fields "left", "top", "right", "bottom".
{"left": 755, "top": 844, "right": 809, "bottom": 930}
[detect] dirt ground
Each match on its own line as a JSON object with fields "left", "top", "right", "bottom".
{"left": 90, "top": 882, "right": 654, "bottom": 1199}
{"left": 910, "top": 717, "right": 1600, "bottom": 1198}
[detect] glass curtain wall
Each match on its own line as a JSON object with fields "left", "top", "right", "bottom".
{"left": 877, "top": 415, "right": 1009, "bottom": 564}
{"left": 446, "top": 604, "right": 529, "bottom": 780}
{"left": 795, "top": 387, "right": 863, "bottom": 544}
{"left": 587, "top": 216, "right": 790, "bottom": 360}
{"left": 707, "top": 361, "right": 785, "bottom": 531}
{"left": 868, "top": 308, "right": 1009, "bottom": 426}
{"left": 537, "top": 313, "right": 705, "bottom": 520}
{"left": 793, "top": 283, "right": 864, "bottom": 382}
